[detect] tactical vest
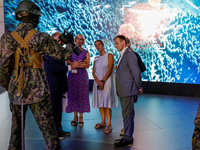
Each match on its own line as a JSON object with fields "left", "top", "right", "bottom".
{"left": 11, "top": 29, "right": 43, "bottom": 96}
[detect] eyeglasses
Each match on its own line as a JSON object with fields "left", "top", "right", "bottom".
{"left": 76, "top": 38, "right": 84, "bottom": 41}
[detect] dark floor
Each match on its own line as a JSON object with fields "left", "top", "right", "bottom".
{"left": 0, "top": 86, "right": 199, "bottom": 150}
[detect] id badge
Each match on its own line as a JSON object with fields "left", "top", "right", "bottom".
{"left": 94, "top": 57, "right": 98, "bottom": 61}
{"left": 71, "top": 69, "right": 77, "bottom": 74}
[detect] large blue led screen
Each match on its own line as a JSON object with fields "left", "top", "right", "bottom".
{"left": 4, "top": 0, "right": 200, "bottom": 84}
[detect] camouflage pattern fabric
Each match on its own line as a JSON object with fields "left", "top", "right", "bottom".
{"left": 0, "top": 22, "right": 74, "bottom": 149}
{"left": 8, "top": 97, "right": 61, "bottom": 150}
{"left": 192, "top": 103, "right": 200, "bottom": 150}
{"left": 0, "top": 23, "right": 73, "bottom": 105}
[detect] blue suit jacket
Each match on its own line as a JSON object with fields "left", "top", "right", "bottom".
{"left": 43, "top": 55, "right": 68, "bottom": 94}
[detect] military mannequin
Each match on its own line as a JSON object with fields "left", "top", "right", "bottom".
{"left": 192, "top": 103, "right": 200, "bottom": 150}
{"left": 0, "top": 1, "right": 75, "bottom": 149}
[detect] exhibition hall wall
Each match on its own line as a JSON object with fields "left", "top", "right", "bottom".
{"left": 2, "top": 0, "right": 200, "bottom": 96}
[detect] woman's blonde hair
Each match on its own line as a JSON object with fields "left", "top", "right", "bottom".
{"left": 75, "top": 34, "right": 85, "bottom": 45}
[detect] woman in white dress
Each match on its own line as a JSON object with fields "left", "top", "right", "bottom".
{"left": 92, "top": 40, "right": 118, "bottom": 133}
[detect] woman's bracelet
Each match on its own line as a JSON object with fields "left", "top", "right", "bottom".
{"left": 101, "top": 80, "right": 105, "bottom": 83}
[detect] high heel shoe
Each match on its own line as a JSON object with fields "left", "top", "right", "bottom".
{"left": 71, "top": 116, "right": 78, "bottom": 126}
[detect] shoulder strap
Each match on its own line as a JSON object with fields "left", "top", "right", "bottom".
{"left": 10, "top": 29, "right": 38, "bottom": 96}
{"left": 24, "top": 29, "right": 38, "bottom": 43}
{"left": 11, "top": 29, "right": 38, "bottom": 48}
{"left": 11, "top": 31, "right": 28, "bottom": 49}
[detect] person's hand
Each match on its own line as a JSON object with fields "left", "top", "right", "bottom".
{"left": 78, "top": 62, "right": 85, "bottom": 68}
{"left": 62, "top": 93, "right": 67, "bottom": 98}
{"left": 71, "top": 60, "right": 81, "bottom": 69}
{"left": 97, "top": 85, "right": 104, "bottom": 90}
{"left": 96, "top": 80, "right": 104, "bottom": 87}
{"left": 59, "top": 32, "right": 74, "bottom": 44}
{"left": 138, "top": 87, "right": 143, "bottom": 94}
{"left": 114, "top": 65, "right": 118, "bottom": 70}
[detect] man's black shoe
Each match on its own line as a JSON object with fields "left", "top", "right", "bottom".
{"left": 60, "top": 130, "right": 70, "bottom": 136}
{"left": 114, "top": 138, "right": 133, "bottom": 147}
{"left": 114, "top": 138, "right": 121, "bottom": 143}
{"left": 58, "top": 133, "right": 65, "bottom": 140}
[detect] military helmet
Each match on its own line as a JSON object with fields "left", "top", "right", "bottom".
{"left": 15, "top": 0, "right": 41, "bottom": 20}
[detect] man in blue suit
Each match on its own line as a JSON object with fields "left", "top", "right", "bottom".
{"left": 43, "top": 32, "right": 80, "bottom": 140}
{"left": 114, "top": 35, "right": 143, "bottom": 147}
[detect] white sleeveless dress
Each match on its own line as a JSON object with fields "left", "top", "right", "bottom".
{"left": 92, "top": 52, "right": 118, "bottom": 108}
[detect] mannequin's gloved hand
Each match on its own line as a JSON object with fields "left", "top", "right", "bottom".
{"left": 59, "top": 32, "right": 74, "bottom": 44}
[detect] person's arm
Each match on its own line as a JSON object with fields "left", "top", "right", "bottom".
{"left": 45, "top": 56, "right": 68, "bottom": 73}
{"left": 92, "top": 60, "right": 103, "bottom": 86}
{"left": 0, "top": 33, "right": 15, "bottom": 90}
{"left": 79, "top": 52, "right": 90, "bottom": 69}
{"left": 0, "top": 57, "right": 12, "bottom": 90}
{"left": 45, "top": 56, "right": 81, "bottom": 75}
{"left": 92, "top": 61, "right": 98, "bottom": 81}
{"left": 98, "top": 53, "right": 114, "bottom": 90}
{"left": 126, "top": 51, "right": 142, "bottom": 90}
{"left": 101, "top": 53, "right": 114, "bottom": 82}
{"left": 37, "top": 33, "right": 73, "bottom": 61}
{"left": 67, "top": 60, "right": 72, "bottom": 65}
{"left": 114, "top": 65, "right": 118, "bottom": 70}
{"left": 66, "top": 60, "right": 82, "bottom": 69}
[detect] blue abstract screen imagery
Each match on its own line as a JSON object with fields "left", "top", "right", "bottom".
{"left": 4, "top": 0, "right": 200, "bottom": 84}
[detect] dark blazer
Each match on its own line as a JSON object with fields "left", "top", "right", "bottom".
{"left": 116, "top": 48, "right": 142, "bottom": 97}
{"left": 43, "top": 55, "right": 68, "bottom": 94}
{"left": 134, "top": 52, "right": 146, "bottom": 73}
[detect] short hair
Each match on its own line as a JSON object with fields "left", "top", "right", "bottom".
{"left": 125, "top": 37, "right": 130, "bottom": 44}
{"left": 114, "top": 35, "right": 127, "bottom": 45}
{"left": 94, "top": 40, "right": 104, "bottom": 46}
{"left": 75, "top": 34, "right": 85, "bottom": 45}
{"left": 51, "top": 32, "right": 61, "bottom": 40}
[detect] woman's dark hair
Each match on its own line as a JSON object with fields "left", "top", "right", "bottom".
{"left": 94, "top": 40, "right": 104, "bottom": 46}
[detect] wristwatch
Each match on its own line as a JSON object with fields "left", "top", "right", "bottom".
{"left": 101, "top": 80, "right": 105, "bottom": 83}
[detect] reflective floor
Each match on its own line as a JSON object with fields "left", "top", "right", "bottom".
{"left": 0, "top": 86, "right": 199, "bottom": 150}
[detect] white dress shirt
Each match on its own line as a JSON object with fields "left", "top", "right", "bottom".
{"left": 117, "top": 47, "right": 128, "bottom": 66}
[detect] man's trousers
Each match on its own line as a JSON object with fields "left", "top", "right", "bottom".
{"left": 50, "top": 94, "right": 63, "bottom": 132}
{"left": 120, "top": 95, "right": 138, "bottom": 141}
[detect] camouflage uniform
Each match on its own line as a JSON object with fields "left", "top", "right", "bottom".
{"left": 192, "top": 103, "right": 200, "bottom": 150}
{"left": 0, "top": 23, "right": 73, "bottom": 150}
